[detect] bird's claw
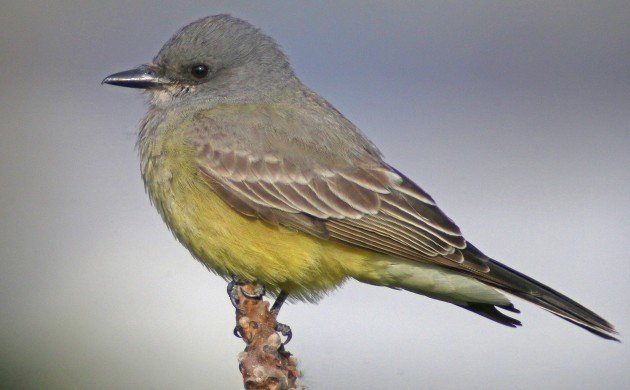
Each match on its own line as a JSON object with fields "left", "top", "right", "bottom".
{"left": 227, "top": 279, "right": 240, "bottom": 309}
{"left": 227, "top": 278, "right": 265, "bottom": 309}
{"left": 275, "top": 322, "right": 292, "bottom": 345}
{"left": 229, "top": 281, "right": 290, "bottom": 343}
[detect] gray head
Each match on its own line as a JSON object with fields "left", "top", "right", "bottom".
{"left": 103, "top": 15, "right": 297, "bottom": 107}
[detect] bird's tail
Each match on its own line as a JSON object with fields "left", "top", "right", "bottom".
{"left": 463, "top": 243, "right": 619, "bottom": 341}
{"left": 376, "top": 245, "right": 618, "bottom": 340}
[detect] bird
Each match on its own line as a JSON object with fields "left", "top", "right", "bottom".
{"left": 103, "top": 14, "right": 617, "bottom": 341}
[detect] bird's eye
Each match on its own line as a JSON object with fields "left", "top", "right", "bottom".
{"left": 190, "top": 64, "right": 209, "bottom": 79}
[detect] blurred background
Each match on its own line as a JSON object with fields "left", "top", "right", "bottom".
{"left": 1, "top": 1, "right": 628, "bottom": 389}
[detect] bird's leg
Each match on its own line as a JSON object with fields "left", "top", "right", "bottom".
{"left": 270, "top": 291, "right": 288, "bottom": 316}
{"left": 270, "top": 291, "right": 292, "bottom": 344}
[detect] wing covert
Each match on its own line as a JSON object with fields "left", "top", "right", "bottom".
{"left": 195, "top": 139, "right": 476, "bottom": 269}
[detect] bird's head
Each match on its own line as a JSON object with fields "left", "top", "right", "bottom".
{"left": 103, "top": 14, "right": 296, "bottom": 107}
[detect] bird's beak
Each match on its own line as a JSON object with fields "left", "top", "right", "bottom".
{"left": 102, "top": 65, "right": 168, "bottom": 89}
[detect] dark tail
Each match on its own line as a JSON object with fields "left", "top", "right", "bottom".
{"left": 464, "top": 243, "right": 619, "bottom": 341}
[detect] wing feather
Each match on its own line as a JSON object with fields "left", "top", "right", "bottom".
{"left": 267, "top": 181, "right": 329, "bottom": 218}
{"left": 308, "top": 178, "right": 364, "bottom": 218}
{"left": 290, "top": 182, "right": 346, "bottom": 218}
{"left": 328, "top": 175, "right": 380, "bottom": 214}
{"left": 196, "top": 143, "right": 467, "bottom": 264}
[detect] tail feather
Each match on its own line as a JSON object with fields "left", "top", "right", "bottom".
{"left": 530, "top": 296, "right": 618, "bottom": 341}
{"left": 462, "top": 302, "right": 522, "bottom": 328}
{"left": 464, "top": 243, "right": 619, "bottom": 341}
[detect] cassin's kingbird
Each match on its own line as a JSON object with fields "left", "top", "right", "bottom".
{"left": 103, "top": 14, "right": 617, "bottom": 340}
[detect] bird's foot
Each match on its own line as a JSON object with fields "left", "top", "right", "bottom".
{"left": 275, "top": 322, "right": 292, "bottom": 345}
{"left": 269, "top": 291, "right": 292, "bottom": 344}
{"left": 227, "top": 278, "right": 240, "bottom": 309}
{"left": 241, "top": 282, "right": 266, "bottom": 300}
{"left": 227, "top": 277, "right": 266, "bottom": 309}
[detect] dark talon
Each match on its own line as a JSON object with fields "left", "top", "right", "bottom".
{"left": 227, "top": 278, "right": 240, "bottom": 309}
{"left": 233, "top": 326, "right": 242, "bottom": 339}
{"left": 227, "top": 277, "right": 265, "bottom": 307}
{"left": 275, "top": 322, "right": 292, "bottom": 344}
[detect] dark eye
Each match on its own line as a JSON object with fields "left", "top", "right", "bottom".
{"left": 190, "top": 64, "right": 209, "bottom": 79}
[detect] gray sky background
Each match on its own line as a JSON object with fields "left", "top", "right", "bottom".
{"left": 1, "top": 1, "right": 628, "bottom": 389}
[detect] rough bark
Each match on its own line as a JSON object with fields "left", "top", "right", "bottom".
{"left": 234, "top": 284, "right": 301, "bottom": 390}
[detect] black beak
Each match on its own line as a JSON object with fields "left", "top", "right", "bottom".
{"left": 102, "top": 65, "right": 168, "bottom": 89}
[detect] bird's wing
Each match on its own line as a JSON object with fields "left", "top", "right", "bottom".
{"left": 194, "top": 136, "right": 492, "bottom": 274}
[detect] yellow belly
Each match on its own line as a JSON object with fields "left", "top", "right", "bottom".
{"left": 142, "top": 136, "right": 386, "bottom": 300}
